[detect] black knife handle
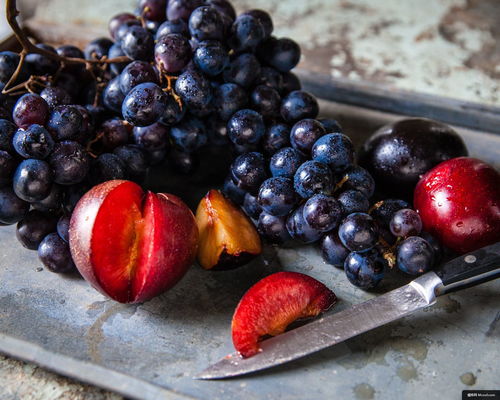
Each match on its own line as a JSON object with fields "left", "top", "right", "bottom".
{"left": 434, "top": 242, "right": 500, "bottom": 295}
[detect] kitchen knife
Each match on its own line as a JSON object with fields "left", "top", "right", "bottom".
{"left": 195, "top": 241, "right": 500, "bottom": 380}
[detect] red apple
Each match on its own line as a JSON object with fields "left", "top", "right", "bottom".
{"left": 69, "top": 180, "right": 199, "bottom": 303}
{"left": 232, "top": 271, "right": 336, "bottom": 358}
{"left": 414, "top": 157, "right": 500, "bottom": 254}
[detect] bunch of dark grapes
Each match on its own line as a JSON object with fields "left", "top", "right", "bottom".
{"left": 0, "top": 0, "right": 441, "bottom": 289}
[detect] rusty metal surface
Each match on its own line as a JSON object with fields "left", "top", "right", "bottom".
{"left": 0, "top": 101, "right": 499, "bottom": 400}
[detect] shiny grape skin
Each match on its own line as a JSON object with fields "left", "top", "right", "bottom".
{"left": 155, "top": 34, "right": 192, "bottom": 74}
{"left": 397, "top": 236, "right": 435, "bottom": 275}
{"left": 0, "top": 119, "right": 18, "bottom": 153}
{"left": 223, "top": 53, "right": 261, "bottom": 88}
{"left": 84, "top": 38, "right": 113, "bottom": 60}
{"left": 338, "top": 212, "right": 378, "bottom": 252}
{"left": 321, "top": 231, "right": 350, "bottom": 269}
{"left": 38, "top": 232, "right": 76, "bottom": 273}
{"left": 193, "top": 40, "right": 229, "bottom": 77}
{"left": 108, "top": 43, "right": 128, "bottom": 76}
{"left": 263, "top": 122, "right": 290, "bottom": 155}
{"left": 25, "top": 44, "right": 60, "bottom": 76}
{"left": 258, "top": 37, "right": 300, "bottom": 73}
{"left": 98, "top": 119, "right": 131, "bottom": 151}
{"left": 206, "top": 0, "right": 236, "bottom": 21}
{"left": 103, "top": 77, "right": 125, "bottom": 113}
{"left": 318, "top": 118, "right": 342, "bottom": 133}
{"left": 175, "top": 69, "right": 213, "bottom": 110}
{"left": 108, "top": 13, "right": 137, "bottom": 40}
{"left": 370, "top": 198, "right": 410, "bottom": 229}
{"left": 257, "top": 212, "right": 291, "bottom": 245}
{"left": 122, "top": 82, "right": 168, "bottom": 127}
{"left": 0, "top": 51, "right": 20, "bottom": 83}
{"left": 341, "top": 165, "right": 375, "bottom": 198}
{"left": 170, "top": 116, "right": 207, "bottom": 152}
{"left": 161, "top": 94, "right": 186, "bottom": 126}
{"left": 13, "top": 94, "right": 49, "bottom": 129}
{"left": 302, "top": 194, "right": 342, "bottom": 232}
{"left": 337, "top": 189, "right": 369, "bottom": 216}
{"left": 89, "top": 153, "right": 127, "bottom": 185}
{"left": 241, "top": 9, "right": 273, "bottom": 38}
{"left": 229, "top": 14, "right": 265, "bottom": 53}
{"left": 0, "top": 187, "right": 29, "bottom": 225}
{"left": 167, "top": 0, "right": 204, "bottom": 21}
{"left": 56, "top": 214, "right": 70, "bottom": 243}
{"left": 138, "top": 0, "right": 167, "bottom": 22}
{"left": 293, "top": 160, "right": 334, "bottom": 199}
{"left": 389, "top": 208, "right": 422, "bottom": 238}
{"left": 290, "top": 118, "right": 326, "bottom": 155}
{"left": 420, "top": 231, "right": 443, "bottom": 264}
{"left": 206, "top": 118, "right": 230, "bottom": 146}
{"left": 31, "top": 184, "right": 63, "bottom": 213}
{"left": 133, "top": 122, "right": 170, "bottom": 151}
{"left": 119, "top": 61, "right": 158, "bottom": 95}
{"left": 12, "top": 124, "right": 55, "bottom": 159}
{"left": 222, "top": 175, "right": 246, "bottom": 205}
{"left": 286, "top": 204, "right": 323, "bottom": 244}
{"left": 242, "top": 192, "right": 262, "bottom": 219}
{"left": 312, "top": 133, "right": 354, "bottom": 173}
{"left": 344, "top": 250, "right": 385, "bottom": 289}
{"left": 0, "top": 150, "right": 16, "bottom": 187}
{"left": 280, "top": 90, "right": 319, "bottom": 123}
{"left": 230, "top": 152, "right": 267, "bottom": 194}
{"left": 46, "top": 105, "right": 84, "bottom": 142}
{"left": 113, "top": 145, "right": 148, "bottom": 182}
{"left": 214, "top": 83, "right": 248, "bottom": 121}
{"left": 13, "top": 159, "right": 53, "bottom": 202}
{"left": 227, "top": 109, "right": 265, "bottom": 146}
{"left": 257, "top": 177, "right": 298, "bottom": 217}
{"left": 114, "top": 20, "right": 142, "bottom": 43}
{"left": 121, "top": 26, "right": 154, "bottom": 61}
{"left": 156, "top": 19, "right": 189, "bottom": 39}
{"left": 49, "top": 141, "right": 90, "bottom": 185}
{"left": 188, "top": 6, "right": 225, "bottom": 41}
{"left": 40, "top": 87, "right": 72, "bottom": 109}
{"left": 256, "top": 66, "right": 284, "bottom": 92}
{"left": 250, "top": 85, "right": 281, "bottom": 118}
{"left": 16, "top": 210, "right": 58, "bottom": 250}
{"left": 281, "top": 71, "right": 301, "bottom": 94}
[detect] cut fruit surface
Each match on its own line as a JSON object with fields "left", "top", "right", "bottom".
{"left": 231, "top": 271, "right": 336, "bottom": 358}
{"left": 196, "top": 189, "right": 261, "bottom": 270}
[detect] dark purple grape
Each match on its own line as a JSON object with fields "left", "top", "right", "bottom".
{"left": 121, "top": 26, "right": 154, "bottom": 61}
{"left": 109, "top": 13, "right": 137, "bottom": 40}
{"left": 103, "top": 77, "right": 125, "bottom": 113}
{"left": 321, "top": 231, "right": 349, "bottom": 268}
{"left": 73, "top": 105, "right": 94, "bottom": 144}
{"left": 0, "top": 51, "right": 20, "bottom": 83}
{"left": 138, "top": 0, "right": 167, "bottom": 21}
{"left": 290, "top": 118, "right": 326, "bottom": 155}
{"left": 54, "top": 72, "right": 81, "bottom": 99}
{"left": 169, "top": 149, "right": 197, "bottom": 174}
{"left": 390, "top": 208, "right": 422, "bottom": 238}
{"left": 342, "top": 166, "right": 375, "bottom": 198}
{"left": 0, "top": 187, "right": 29, "bottom": 224}
{"left": 57, "top": 214, "right": 70, "bottom": 243}
{"left": 84, "top": 38, "right": 113, "bottom": 60}
{"left": 250, "top": 85, "right": 281, "bottom": 118}
{"left": 318, "top": 118, "right": 342, "bottom": 133}
{"left": 214, "top": 83, "right": 248, "bottom": 121}
{"left": 156, "top": 19, "right": 189, "bottom": 39}
{"left": 63, "top": 184, "right": 89, "bottom": 213}
{"left": 256, "top": 66, "right": 283, "bottom": 91}
{"left": 89, "top": 153, "right": 127, "bottom": 184}
{"left": 13, "top": 159, "right": 53, "bottom": 202}
{"left": 258, "top": 177, "right": 298, "bottom": 217}
{"left": 115, "top": 19, "right": 142, "bottom": 43}
{"left": 420, "top": 231, "right": 442, "bottom": 264}
{"left": 49, "top": 141, "right": 90, "bottom": 185}
{"left": 16, "top": 210, "right": 58, "bottom": 250}
{"left": 344, "top": 249, "right": 385, "bottom": 289}
{"left": 13, "top": 93, "right": 49, "bottom": 129}
{"left": 281, "top": 71, "right": 301, "bottom": 94}
{"left": 40, "top": 86, "right": 72, "bottom": 109}
{"left": 230, "top": 152, "right": 267, "bottom": 194}
{"left": 175, "top": 69, "right": 213, "bottom": 110}
{"left": 258, "top": 37, "right": 300, "bottom": 72}
{"left": 193, "top": 40, "right": 229, "bottom": 77}
{"left": 0, "top": 119, "right": 17, "bottom": 152}
{"left": 170, "top": 116, "right": 207, "bottom": 152}
{"left": 241, "top": 9, "right": 273, "bottom": 38}
{"left": 188, "top": 6, "right": 224, "bottom": 41}
{"left": 205, "top": 0, "right": 236, "bottom": 20}
{"left": 206, "top": 118, "right": 229, "bottom": 146}
{"left": 31, "top": 184, "right": 63, "bottom": 213}
{"left": 167, "top": 0, "right": 204, "bottom": 21}
{"left": 257, "top": 212, "right": 291, "bottom": 245}
{"left": 338, "top": 212, "right": 378, "bottom": 252}
{"left": 56, "top": 44, "right": 85, "bottom": 62}
{"left": 38, "top": 232, "right": 76, "bottom": 273}
{"left": 312, "top": 133, "right": 354, "bottom": 173}
{"left": 281, "top": 90, "right": 318, "bottom": 123}
{"left": 286, "top": 204, "right": 322, "bottom": 244}
{"left": 122, "top": 82, "right": 168, "bottom": 126}
{"left": 227, "top": 109, "right": 265, "bottom": 146}
{"left": 303, "top": 194, "right": 342, "bottom": 232}
{"left": 397, "top": 236, "right": 435, "bottom": 275}
{"left": 337, "top": 189, "right": 369, "bottom": 215}
{"left": 223, "top": 53, "right": 261, "bottom": 88}
{"left": 222, "top": 174, "right": 246, "bottom": 205}
{"left": 108, "top": 43, "right": 128, "bottom": 76}
{"left": 0, "top": 150, "right": 16, "bottom": 187}
{"left": 155, "top": 34, "right": 192, "bottom": 74}
{"left": 133, "top": 122, "right": 169, "bottom": 151}
{"left": 119, "top": 60, "right": 158, "bottom": 95}
{"left": 161, "top": 94, "right": 185, "bottom": 126}
{"left": 370, "top": 198, "right": 410, "bottom": 229}
{"left": 263, "top": 122, "right": 289, "bottom": 155}
{"left": 293, "top": 160, "right": 334, "bottom": 198}
{"left": 12, "top": 124, "right": 54, "bottom": 159}
{"left": 25, "top": 44, "right": 60, "bottom": 76}
{"left": 46, "top": 105, "right": 83, "bottom": 142}
{"left": 98, "top": 119, "right": 131, "bottom": 151}
{"left": 113, "top": 145, "right": 148, "bottom": 182}
{"left": 242, "top": 192, "right": 262, "bottom": 219}
{"left": 229, "top": 14, "right": 265, "bottom": 53}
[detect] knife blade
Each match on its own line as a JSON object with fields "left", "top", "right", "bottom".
{"left": 195, "top": 242, "right": 500, "bottom": 380}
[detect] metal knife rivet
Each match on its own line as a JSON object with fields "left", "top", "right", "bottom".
{"left": 464, "top": 255, "right": 476, "bottom": 263}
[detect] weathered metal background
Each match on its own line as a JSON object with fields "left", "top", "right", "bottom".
{"left": 0, "top": 101, "right": 499, "bottom": 400}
